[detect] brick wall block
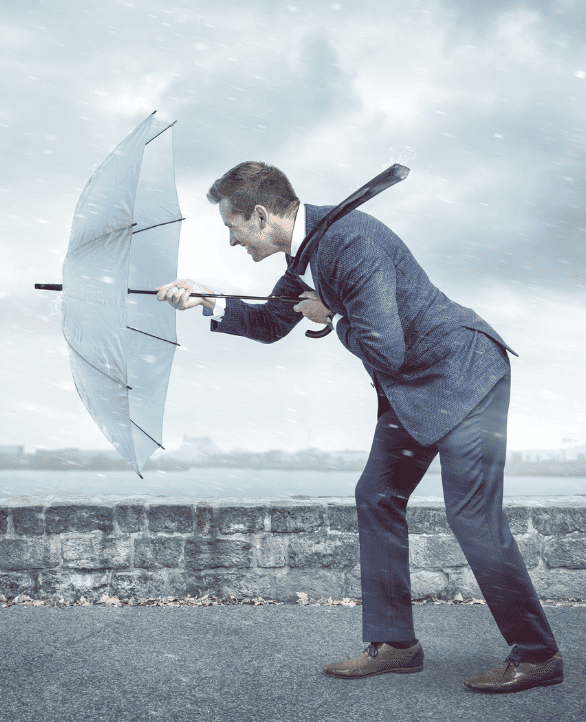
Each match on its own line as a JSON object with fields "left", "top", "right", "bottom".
{"left": 166, "top": 570, "right": 209, "bottom": 599}
{"left": 111, "top": 570, "right": 168, "bottom": 600}
{"left": 410, "top": 535, "right": 468, "bottom": 569}
{"left": 0, "top": 571, "right": 37, "bottom": 599}
{"left": 344, "top": 565, "right": 362, "bottom": 598}
{"left": 134, "top": 536, "right": 183, "bottom": 568}
{"left": 327, "top": 504, "right": 358, "bottom": 533}
{"left": 115, "top": 505, "right": 146, "bottom": 533}
{"left": 501, "top": 506, "right": 531, "bottom": 535}
{"left": 195, "top": 505, "right": 214, "bottom": 535}
{"left": 275, "top": 567, "right": 344, "bottom": 603}
{"left": 0, "top": 538, "right": 60, "bottom": 570}
{"left": 46, "top": 505, "right": 114, "bottom": 533}
{"left": 13, "top": 507, "right": 44, "bottom": 535}
{"left": 406, "top": 508, "right": 450, "bottom": 534}
{"left": 147, "top": 505, "right": 194, "bottom": 533}
{"left": 451, "top": 567, "right": 484, "bottom": 598}
{"left": 167, "top": 569, "right": 274, "bottom": 601}
{"left": 270, "top": 505, "right": 325, "bottom": 533}
{"left": 288, "top": 532, "right": 359, "bottom": 568}
{"left": 61, "top": 532, "right": 132, "bottom": 569}
{"left": 184, "top": 538, "right": 252, "bottom": 570}
{"left": 529, "top": 568, "right": 586, "bottom": 601}
{"left": 437, "top": 568, "right": 483, "bottom": 600}
{"left": 410, "top": 569, "right": 450, "bottom": 599}
{"left": 543, "top": 535, "right": 586, "bottom": 569}
{"left": 39, "top": 570, "right": 110, "bottom": 602}
{"left": 0, "top": 508, "right": 8, "bottom": 535}
{"left": 532, "top": 507, "right": 586, "bottom": 536}
{"left": 514, "top": 536, "right": 542, "bottom": 568}
{"left": 217, "top": 506, "right": 266, "bottom": 534}
{"left": 257, "top": 535, "right": 286, "bottom": 568}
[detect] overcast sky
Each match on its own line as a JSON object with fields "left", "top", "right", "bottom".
{"left": 2, "top": 0, "right": 585, "bottom": 457}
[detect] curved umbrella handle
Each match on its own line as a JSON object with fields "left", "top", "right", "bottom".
{"left": 290, "top": 163, "right": 410, "bottom": 277}
{"left": 305, "top": 325, "right": 333, "bottom": 339}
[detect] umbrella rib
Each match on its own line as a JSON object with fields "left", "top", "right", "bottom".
{"left": 130, "top": 419, "right": 164, "bottom": 450}
{"left": 145, "top": 120, "right": 177, "bottom": 145}
{"left": 64, "top": 338, "right": 132, "bottom": 390}
{"left": 132, "top": 217, "right": 185, "bottom": 235}
{"left": 127, "top": 326, "right": 180, "bottom": 346}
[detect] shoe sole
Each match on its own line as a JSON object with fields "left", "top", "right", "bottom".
{"left": 463, "top": 674, "right": 564, "bottom": 694}
{"left": 323, "top": 664, "right": 424, "bottom": 679}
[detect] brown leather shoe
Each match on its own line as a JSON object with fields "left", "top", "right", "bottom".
{"left": 323, "top": 642, "right": 424, "bottom": 679}
{"left": 464, "top": 652, "right": 564, "bottom": 694}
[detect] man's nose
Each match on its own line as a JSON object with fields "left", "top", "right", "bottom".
{"left": 229, "top": 231, "right": 238, "bottom": 247}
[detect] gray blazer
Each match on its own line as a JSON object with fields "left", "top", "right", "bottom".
{"left": 209, "top": 204, "right": 517, "bottom": 446}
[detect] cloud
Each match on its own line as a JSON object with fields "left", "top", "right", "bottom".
{"left": 438, "top": 0, "right": 586, "bottom": 43}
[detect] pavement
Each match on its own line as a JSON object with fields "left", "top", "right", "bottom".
{"left": 1, "top": 597, "right": 585, "bottom": 722}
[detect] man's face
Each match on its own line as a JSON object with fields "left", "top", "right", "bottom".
{"left": 218, "top": 197, "right": 291, "bottom": 262}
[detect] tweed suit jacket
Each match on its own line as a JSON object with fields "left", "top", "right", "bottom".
{"left": 209, "top": 204, "right": 517, "bottom": 446}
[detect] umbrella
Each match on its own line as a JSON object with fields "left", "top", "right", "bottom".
{"left": 35, "top": 110, "right": 409, "bottom": 476}
{"left": 37, "top": 112, "right": 186, "bottom": 478}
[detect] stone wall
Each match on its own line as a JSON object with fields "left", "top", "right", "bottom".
{"left": 1, "top": 495, "right": 585, "bottom": 604}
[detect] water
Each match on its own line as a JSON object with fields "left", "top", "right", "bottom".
{"left": 0, "top": 468, "right": 584, "bottom": 500}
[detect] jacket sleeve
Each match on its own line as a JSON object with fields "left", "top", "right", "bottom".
{"left": 329, "top": 233, "right": 406, "bottom": 375}
{"left": 208, "top": 263, "right": 306, "bottom": 344}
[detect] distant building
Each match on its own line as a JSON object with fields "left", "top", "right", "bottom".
{"left": 172, "top": 435, "right": 223, "bottom": 463}
{"left": 0, "top": 446, "right": 24, "bottom": 455}
{"left": 330, "top": 450, "right": 369, "bottom": 463}
{"left": 509, "top": 444, "right": 586, "bottom": 463}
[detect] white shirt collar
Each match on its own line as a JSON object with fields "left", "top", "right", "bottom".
{"left": 289, "top": 202, "right": 306, "bottom": 258}
{"left": 288, "top": 202, "right": 315, "bottom": 289}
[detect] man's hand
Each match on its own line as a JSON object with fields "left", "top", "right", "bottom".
{"left": 293, "top": 290, "right": 331, "bottom": 325}
{"left": 155, "top": 279, "right": 216, "bottom": 311}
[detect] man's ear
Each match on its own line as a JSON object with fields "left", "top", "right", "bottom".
{"left": 254, "top": 204, "right": 269, "bottom": 227}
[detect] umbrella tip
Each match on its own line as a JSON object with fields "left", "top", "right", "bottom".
{"left": 152, "top": 110, "right": 157, "bottom": 115}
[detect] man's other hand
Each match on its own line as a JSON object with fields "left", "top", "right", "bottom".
{"left": 155, "top": 279, "right": 216, "bottom": 311}
{"left": 293, "top": 290, "right": 331, "bottom": 325}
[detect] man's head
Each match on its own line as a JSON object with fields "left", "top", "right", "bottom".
{"left": 207, "top": 161, "right": 300, "bottom": 262}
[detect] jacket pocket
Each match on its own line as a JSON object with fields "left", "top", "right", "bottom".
{"left": 461, "top": 325, "right": 518, "bottom": 357}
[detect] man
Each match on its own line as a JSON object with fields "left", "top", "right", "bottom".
{"left": 156, "top": 161, "right": 563, "bottom": 694}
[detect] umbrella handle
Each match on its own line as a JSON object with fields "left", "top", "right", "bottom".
{"left": 306, "top": 326, "right": 332, "bottom": 339}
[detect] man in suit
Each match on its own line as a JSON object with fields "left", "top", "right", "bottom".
{"left": 156, "top": 161, "right": 563, "bottom": 694}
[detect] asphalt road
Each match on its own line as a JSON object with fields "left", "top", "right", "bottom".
{"left": 1, "top": 601, "right": 584, "bottom": 722}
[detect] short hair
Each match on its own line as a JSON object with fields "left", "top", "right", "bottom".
{"left": 207, "top": 161, "right": 299, "bottom": 221}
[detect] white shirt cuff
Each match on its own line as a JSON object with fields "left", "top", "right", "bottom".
{"left": 331, "top": 313, "right": 342, "bottom": 330}
{"left": 207, "top": 296, "right": 226, "bottom": 321}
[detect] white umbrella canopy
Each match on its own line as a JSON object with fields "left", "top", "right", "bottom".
{"left": 60, "top": 112, "right": 183, "bottom": 478}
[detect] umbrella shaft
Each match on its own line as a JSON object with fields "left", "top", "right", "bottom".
{"left": 35, "top": 284, "right": 300, "bottom": 303}
{"left": 129, "top": 289, "right": 300, "bottom": 303}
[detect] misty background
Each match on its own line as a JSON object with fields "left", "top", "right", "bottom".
{"left": 2, "top": 0, "right": 585, "bottom": 465}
